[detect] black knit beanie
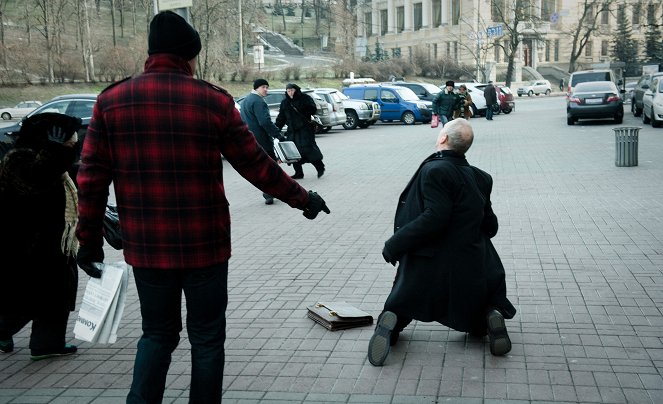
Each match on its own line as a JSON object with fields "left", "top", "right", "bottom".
{"left": 286, "top": 83, "right": 300, "bottom": 91}
{"left": 148, "top": 11, "right": 201, "bottom": 61}
{"left": 445, "top": 80, "right": 455, "bottom": 87}
{"left": 253, "top": 79, "right": 269, "bottom": 89}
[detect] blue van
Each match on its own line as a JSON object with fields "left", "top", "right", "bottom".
{"left": 342, "top": 84, "right": 432, "bottom": 124}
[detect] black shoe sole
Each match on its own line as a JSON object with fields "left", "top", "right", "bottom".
{"left": 487, "top": 310, "right": 511, "bottom": 356}
{"left": 368, "top": 311, "right": 397, "bottom": 366}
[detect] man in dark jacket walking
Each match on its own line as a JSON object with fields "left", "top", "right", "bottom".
{"left": 432, "top": 80, "right": 459, "bottom": 126}
{"left": 240, "top": 78, "right": 284, "bottom": 205}
{"left": 484, "top": 81, "right": 497, "bottom": 120}
{"left": 276, "top": 83, "right": 325, "bottom": 179}
{"left": 76, "top": 11, "right": 330, "bottom": 404}
{"left": 368, "top": 118, "right": 515, "bottom": 367}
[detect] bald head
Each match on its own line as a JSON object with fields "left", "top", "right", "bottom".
{"left": 436, "top": 118, "right": 474, "bottom": 155}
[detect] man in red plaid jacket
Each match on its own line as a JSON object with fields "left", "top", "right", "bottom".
{"left": 75, "top": 11, "right": 329, "bottom": 404}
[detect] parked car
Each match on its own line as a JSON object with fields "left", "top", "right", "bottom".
{"left": 0, "top": 100, "right": 42, "bottom": 120}
{"left": 0, "top": 93, "right": 97, "bottom": 161}
{"left": 315, "top": 88, "right": 380, "bottom": 130}
{"left": 237, "top": 88, "right": 331, "bottom": 133}
{"left": 566, "top": 81, "right": 623, "bottom": 125}
{"left": 313, "top": 89, "right": 348, "bottom": 130}
{"left": 567, "top": 69, "right": 621, "bottom": 96}
{"left": 390, "top": 81, "right": 441, "bottom": 101}
{"left": 517, "top": 80, "right": 552, "bottom": 97}
{"left": 496, "top": 86, "right": 515, "bottom": 114}
{"left": 342, "top": 84, "right": 431, "bottom": 125}
{"left": 642, "top": 76, "right": 663, "bottom": 127}
{"left": 631, "top": 72, "right": 663, "bottom": 117}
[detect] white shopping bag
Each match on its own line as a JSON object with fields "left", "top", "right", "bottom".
{"left": 74, "top": 261, "right": 129, "bottom": 344}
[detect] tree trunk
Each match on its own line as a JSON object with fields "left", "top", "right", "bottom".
{"left": 83, "top": 0, "right": 95, "bottom": 81}
{"left": 110, "top": 0, "right": 116, "bottom": 46}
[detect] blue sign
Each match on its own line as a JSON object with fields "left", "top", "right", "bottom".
{"left": 486, "top": 25, "right": 503, "bottom": 38}
{"left": 550, "top": 12, "right": 559, "bottom": 23}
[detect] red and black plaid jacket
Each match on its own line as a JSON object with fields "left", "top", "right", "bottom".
{"left": 76, "top": 54, "right": 309, "bottom": 269}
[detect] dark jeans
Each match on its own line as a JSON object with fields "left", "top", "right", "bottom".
{"left": 0, "top": 311, "right": 69, "bottom": 353}
{"left": 485, "top": 105, "right": 494, "bottom": 120}
{"left": 127, "top": 263, "right": 228, "bottom": 404}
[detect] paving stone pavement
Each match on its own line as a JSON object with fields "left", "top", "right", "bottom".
{"left": 1, "top": 97, "right": 662, "bottom": 403}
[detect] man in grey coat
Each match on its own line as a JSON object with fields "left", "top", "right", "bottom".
{"left": 368, "top": 118, "right": 516, "bottom": 367}
{"left": 240, "top": 78, "right": 285, "bottom": 204}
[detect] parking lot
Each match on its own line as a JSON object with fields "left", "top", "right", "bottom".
{"left": 1, "top": 96, "right": 663, "bottom": 403}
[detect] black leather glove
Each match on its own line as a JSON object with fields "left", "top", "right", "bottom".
{"left": 382, "top": 246, "right": 397, "bottom": 266}
{"left": 47, "top": 126, "right": 68, "bottom": 144}
{"left": 302, "top": 191, "right": 330, "bottom": 220}
{"left": 76, "top": 244, "right": 104, "bottom": 278}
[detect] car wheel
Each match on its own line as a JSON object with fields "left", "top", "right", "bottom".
{"left": 471, "top": 103, "right": 479, "bottom": 117}
{"left": 518, "top": 94, "right": 522, "bottom": 97}
{"left": 643, "top": 108, "right": 651, "bottom": 124}
{"left": 567, "top": 116, "right": 575, "bottom": 125}
{"left": 614, "top": 113, "right": 623, "bottom": 124}
{"left": 502, "top": 106, "right": 512, "bottom": 114}
{"left": 343, "top": 111, "right": 358, "bottom": 130}
{"left": 652, "top": 108, "right": 661, "bottom": 128}
{"left": 401, "top": 111, "right": 416, "bottom": 125}
{"left": 491, "top": 104, "right": 501, "bottom": 115}
{"left": 545, "top": 89, "right": 551, "bottom": 96}
{"left": 1, "top": 112, "right": 10, "bottom": 120}
{"left": 631, "top": 102, "right": 636, "bottom": 115}
{"left": 528, "top": 90, "right": 533, "bottom": 97}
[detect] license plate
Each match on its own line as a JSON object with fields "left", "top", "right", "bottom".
{"left": 585, "top": 98, "right": 603, "bottom": 104}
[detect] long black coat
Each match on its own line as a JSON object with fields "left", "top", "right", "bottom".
{"left": 275, "top": 88, "right": 323, "bottom": 163}
{"left": 0, "top": 143, "right": 79, "bottom": 315}
{"left": 383, "top": 150, "right": 515, "bottom": 334}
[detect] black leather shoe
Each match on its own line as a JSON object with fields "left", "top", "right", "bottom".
{"left": 368, "top": 311, "right": 397, "bottom": 366}
{"left": 291, "top": 173, "right": 304, "bottom": 179}
{"left": 487, "top": 309, "right": 511, "bottom": 356}
{"left": 317, "top": 168, "right": 325, "bottom": 178}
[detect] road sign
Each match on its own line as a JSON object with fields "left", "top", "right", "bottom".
{"left": 486, "top": 25, "right": 503, "bottom": 38}
{"left": 253, "top": 45, "right": 264, "bottom": 65}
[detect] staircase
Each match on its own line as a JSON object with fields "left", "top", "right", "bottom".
{"left": 259, "top": 31, "right": 304, "bottom": 56}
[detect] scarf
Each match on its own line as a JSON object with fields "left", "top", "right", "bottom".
{"left": 61, "top": 172, "right": 79, "bottom": 257}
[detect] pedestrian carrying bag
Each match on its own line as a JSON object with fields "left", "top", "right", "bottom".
{"left": 307, "top": 302, "right": 373, "bottom": 331}
{"left": 102, "top": 204, "right": 122, "bottom": 250}
{"left": 274, "top": 138, "right": 301, "bottom": 164}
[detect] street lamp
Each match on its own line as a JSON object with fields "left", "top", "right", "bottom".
{"left": 301, "top": 21, "right": 304, "bottom": 50}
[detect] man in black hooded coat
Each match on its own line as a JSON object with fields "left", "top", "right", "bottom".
{"left": 368, "top": 118, "right": 516, "bottom": 367}
{"left": 275, "top": 83, "right": 325, "bottom": 179}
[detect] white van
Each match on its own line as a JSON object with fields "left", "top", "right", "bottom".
{"left": 568, "top": 69, "right": 621, "bottom": 95}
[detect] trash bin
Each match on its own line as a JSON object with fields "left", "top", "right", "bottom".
{"left": 614, "top": 126, "right": 640, "bottom": 167}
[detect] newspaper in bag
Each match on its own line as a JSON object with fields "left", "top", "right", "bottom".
{"left": 74, "top": 262, "right": 129, "bottom": 344}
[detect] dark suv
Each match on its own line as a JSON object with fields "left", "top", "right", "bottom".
{"left": 390, "top": 81, "right": 441, "bottom": 101}
{"left": 631, "top": 72, "right": 663, "bottom": 117}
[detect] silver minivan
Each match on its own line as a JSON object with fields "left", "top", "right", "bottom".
{"left": 313, "top": 89, "right": 347, "bottom": 130}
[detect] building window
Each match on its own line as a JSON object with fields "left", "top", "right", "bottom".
{"left": 600, "top": 4, "right": 609, "bottom": 25}
{"left": 632, "top": 4, "right": 640, "bottom": 25}
{"left": 494, "top": 41, "right": 501, "bottom": 62}
{"left": 433, "top": 43, "right": 438, "bottom": 59}
{"left": 585, "top": 40, "right": 593, "bottom": 57}
{"left": 453, "top": 41, "right": 458, "bottom": 60}
{"left": 545, "top": 40, "right": 551, "bottom": 61}
{"left": 542, "top": 0, "right": 556, "bottom": 22}
{"left": 414, "top": 3, "right": 422, "bottom": 30}
{"left": 647, "top": 4, "right": 656, "bottom": 25}
{"left": 365, "top": 12, "right": 372, "bottom": 37}
{"left": 554, "top": 39, "right": 559, "bottom": 61}
{"left": 446, "top": 42, "right": 451, "bottom": 56}
{"left": 433, "top": 0, "right": 441, "bottom": 27}
{"left": 397, "top": 6, "right": 404, "bottom": 33}
{"left": 587, "top": 4, "right": 595, "bottom": 24}
{"left": 491, "top": 0, "right": 505, "bottom": 22}
{"left": 452, "top": 0, "right": 460, "bottom": 25}
{"left": 380, "top": 9, "right": 388, "bottom": 35}
{"left": 601, "top": 40, "right": 609, "bottom": 57}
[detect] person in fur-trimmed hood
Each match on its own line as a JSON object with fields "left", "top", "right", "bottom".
{"left": 0, "top": 112, "right": 82, "bottom": 361}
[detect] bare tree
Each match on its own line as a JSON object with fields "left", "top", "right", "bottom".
{"left": 566, "top": 0, "right": 613, "bottom": 73}
{"left": 0, "top": 0, "right": 9, "bottom": 66}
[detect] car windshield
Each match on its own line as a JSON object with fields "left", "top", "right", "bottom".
{"left": 571, "top": 72, "right": 611, "bottom": 86}
{"left": 336, "top": 92, "right": 349, "bottom": 100}
{"left": 395, "top": 87, "right": 420, "bottom": 101}
{"left": 659, "top": 81, "right": 663, "bottom": 92}
{"left": 500, "top": 87, "right": 512, "bottom": 94}
{"left": 574, "top": 82, "right": 615, "bottom": 93}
